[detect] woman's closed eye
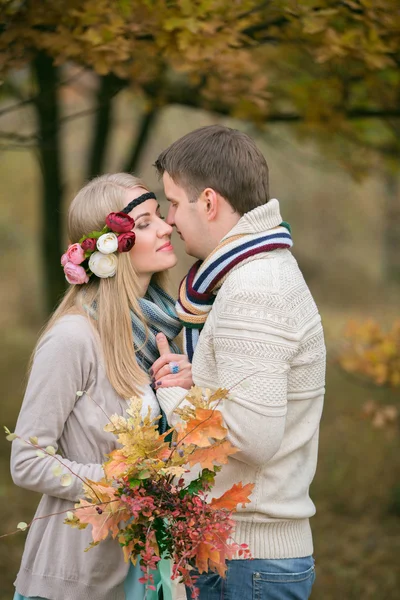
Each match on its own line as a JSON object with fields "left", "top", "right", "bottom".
{"left": 136, "top": 214, "right": 165, "bottom": 229}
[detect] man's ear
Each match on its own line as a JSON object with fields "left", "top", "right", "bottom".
{"left": 200, "top": 188, "right": 218, "bottom": 222}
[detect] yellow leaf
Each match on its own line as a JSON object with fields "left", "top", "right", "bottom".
{"left": 61, "top": 474, "right": 72, "bottom": 487}
{"left": 160, "top": 465, "right": 186, "bottom": 478}
{"left": 52, "top": 464, "right": 63, "bottom": 477}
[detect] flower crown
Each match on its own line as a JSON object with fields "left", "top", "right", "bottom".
{"left": 61, "top": 191, "right": 156, "bottom": 284}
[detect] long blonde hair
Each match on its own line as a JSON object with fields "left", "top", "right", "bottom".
{"left": 36, "top": 173, "right": 160, "bottom": 398}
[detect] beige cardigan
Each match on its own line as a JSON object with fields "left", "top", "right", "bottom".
{"left": 11, "top": 315, "right": 158, "bottom": 600}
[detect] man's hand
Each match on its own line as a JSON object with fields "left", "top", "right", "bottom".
{"left": 151, "top": 333, "right": 193, "bottom": 390}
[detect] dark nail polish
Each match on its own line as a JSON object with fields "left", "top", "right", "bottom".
{"left": 156, "top": 381, "right": 162, "bottom": 387}
{"left": 149, "top": 368, "right": 154, "bottom": 376}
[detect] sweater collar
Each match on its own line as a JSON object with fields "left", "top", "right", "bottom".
{"left": 222, "top": 198, "right": 283, "bottom": 241}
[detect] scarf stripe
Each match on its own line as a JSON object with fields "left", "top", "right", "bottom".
{"left": 131, "top": 283, "right": 182, "bottom": 373}
{"left": 176, "top": 224, "right": 293, "bottom": 360}
{"left": 195, "top": 230, "right": 292, "bottom": 292}
{"left": 178, "top": 274, "right": 208, "bottom": 315}
{"left": 131, "top": 284, "right": 182, "bottom": 435}
{"left": 205, "top": 242, "right": 290, "bottom": 296}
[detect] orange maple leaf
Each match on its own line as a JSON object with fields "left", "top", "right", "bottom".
{"left": 156, "top": 443, "right": 172, "bottom": 461}
{"left": 210, "top": 482, "right": 254, "bottom": 512}
{"left": 75, "top": 480, "right": 131, "bottom": 543}
{"left": 196, "top": 540, "right": 224, "bottom": 576}
{"left": 122, "top": 540, "right": 135, "bottom": 563}
{"left": 118, "top": 532, "right": 139, "bottom": 564}
{"left": 179, "top": 408, "right": 227, "bottom": 448}
{"left": 187, "top": 439, "right": 239, "bottom": 470}
{"left": 103, "top": 449, "right": 129, "bottom": 479}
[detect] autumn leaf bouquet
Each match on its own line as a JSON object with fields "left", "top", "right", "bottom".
{"left": 54, "top": 386, "right": 254, "bottom": 597}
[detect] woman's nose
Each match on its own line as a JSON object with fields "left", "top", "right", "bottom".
{"left": 158, "top": 218, "right": 173, "bottom": 237}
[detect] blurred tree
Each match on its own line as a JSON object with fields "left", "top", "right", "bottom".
{"left": 339, "top": 320, "right": 400, "bottom": 390}
{"left": 0, "top": 0, "right": 400, "bottom": 311}
{"left": 338, "top": 319, "right": 400, "bottom": 515}
{"left": 338, "top": 319, "right": 399, "bottom": 428}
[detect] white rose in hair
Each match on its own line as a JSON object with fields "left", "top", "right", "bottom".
{"left": 96, "top": 232, "right": 118, "bottom": 254}
{"left": 89, "top": 251, "right": 118, "bottom": 278}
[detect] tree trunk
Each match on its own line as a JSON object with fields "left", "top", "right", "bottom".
{"left": 122, "top": 108, "right": 157, "bottom": 173}
{"left": 87, "top": 73, "right": 125, "bottom": 179}
{"left": 383, "top": 172, "right": 400, "bottom": 283}
{"left": 33, "top": 52, "right": 66, "bottom": 314}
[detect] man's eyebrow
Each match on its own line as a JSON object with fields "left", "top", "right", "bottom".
{"left": 166, "top": 197, "right": 177, "bottom": 203}
{"left": 135, "top": 204, "right": 161, "bottom": 220}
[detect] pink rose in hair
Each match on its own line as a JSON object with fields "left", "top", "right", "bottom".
{"left": 117, "top": 232, "right": 136, "bottom": 253}
{"left": 81, "top": 238, "right": 97, "bottom": 252}
{"left": 64, "top": 262, "right": 89, "bottom": 285}
{"left": 66, "top": 243, "right": 85, "bottom": 265}
{"left": 61, "top": 253, "right": 68, "bottom": 266}
{"left": 105, "top": 212, "right": 135, "bottom": 233}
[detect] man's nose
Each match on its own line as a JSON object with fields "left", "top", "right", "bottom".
{"left": 165, "top": 206, "right": 175, "bottom": 226}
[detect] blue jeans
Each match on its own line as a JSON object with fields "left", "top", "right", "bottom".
{"left": 187, "top": 556, "right": 315, "bottom": 600}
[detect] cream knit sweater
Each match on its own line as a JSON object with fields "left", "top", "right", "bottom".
{"left": 157, "top": 199, "right": 326, "bottom": 560}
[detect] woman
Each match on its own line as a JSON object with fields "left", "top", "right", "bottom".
{"left": 11, "top": 173, "right": 190, "bottom": 600}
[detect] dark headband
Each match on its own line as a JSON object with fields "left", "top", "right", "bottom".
{"left": 121, "top": 191, "right": 157, "bottom": 214}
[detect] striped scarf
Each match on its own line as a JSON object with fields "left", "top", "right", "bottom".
{"left": 131, "top": 283, "right": 182, "bottom": 373}
{"left": 176, "top": 223, "right": 293, "bottom": 361}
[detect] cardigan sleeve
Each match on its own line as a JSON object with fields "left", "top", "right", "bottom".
{"left": 212, "top": 332, "right": 289, "bottom": 467}
{"left": 10, "top": 318, "right": 104, "bottom": 503}
{"left": 156, "top": 387, "right": 190, "bottom": 426}
{"left": 210, "top": 286, "right": 300, "bottom": 467}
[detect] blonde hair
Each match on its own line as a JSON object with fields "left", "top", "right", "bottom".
{"left": 36, "top": 173, "right": 160, "bottom": 398}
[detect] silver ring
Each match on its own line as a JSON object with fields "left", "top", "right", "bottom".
{"left": 169, "top": 361, "right": 180, "bottom": 375}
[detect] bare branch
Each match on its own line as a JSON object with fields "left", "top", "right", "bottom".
{"left": 122, "top": 107, "right": 158, "bottom": 173}
{"left": 242, "top": 17, "right": 290, "bottom": 39}
{"left": 347, "top": 108, "right": 400, "bottom": 120}
{"left": 237, "top": 1, "right": 271, "bottom": 21}
{"left": 0, "top": 143, "right": 35, "bottom": 152}
{"left": 0, "top": 67, "right": 88, "bottom": 119}
{"left": 0, "top": 130, "right": 37, "bottom": 143}
{"left": 0, "top": 98, "right": 34, "bottom": 118}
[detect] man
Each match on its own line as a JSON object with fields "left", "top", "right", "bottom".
{"left": 152, "top": 125, "right": 325, "bottom": 600}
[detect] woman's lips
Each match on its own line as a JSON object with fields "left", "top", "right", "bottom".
{"left": 157, "top": 242, "right": 174, "bottom": 252}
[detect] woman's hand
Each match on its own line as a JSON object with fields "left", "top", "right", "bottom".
{"left": 151, "top": 333, "right": 193, "bottom": 390}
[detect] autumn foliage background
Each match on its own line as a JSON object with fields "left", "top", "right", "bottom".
{"left": 1, "top": 1, "right": 400, "bottom": 598}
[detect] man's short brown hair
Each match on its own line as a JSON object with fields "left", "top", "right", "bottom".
{"left": 154, "top": 125, "right": 270, "bottom": 215}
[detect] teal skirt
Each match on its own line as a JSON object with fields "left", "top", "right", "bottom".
{"left": 14, "top": 557, "right": 174, "bottom": 600}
